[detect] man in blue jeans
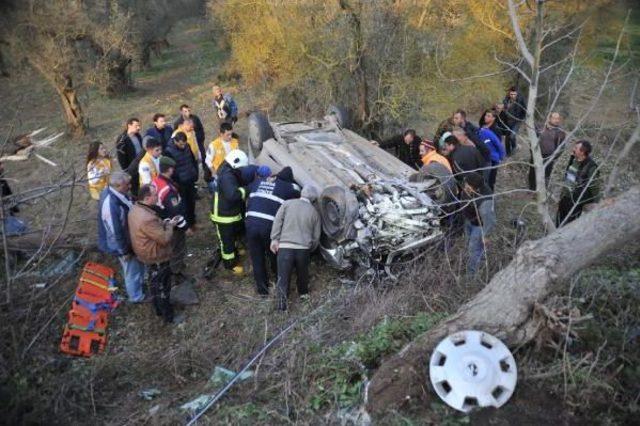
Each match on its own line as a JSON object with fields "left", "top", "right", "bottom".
{"left": 97, "top": 171, "right": 146, "bottom": 302}
{"left": 460, "top": 173, "right": 496, "bottom": 275}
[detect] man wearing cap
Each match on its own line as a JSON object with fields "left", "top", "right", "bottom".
{"left": 153, "top": 156, "right": 190, "bottom": 283}
{"left": 210, "top": 149, "right": 249, "bottom": 274}
{"left": 270, "top": 185, "right": 321, "bottom": 311}
{"left": 246, "top": 166, "right": 300, "bottom": 296}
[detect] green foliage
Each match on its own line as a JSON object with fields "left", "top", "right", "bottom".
{"left": 308, "top": 312, "right": 447, "bottom": 412}
{"left": 215, "top": 402, "right": 273, "bottom": 425}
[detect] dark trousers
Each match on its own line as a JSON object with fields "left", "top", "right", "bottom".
{"left": 528, "top": 156, "right": 555, "bottom": 191}
{"left": 506, "top": 122, "right": 520, "bottom": 155}
{"left": 170, "top": 229, "right": 186, "bottom": 275}
{"left": 556, "top": 196, "right": 584, "bottom": 227}
{"left": 178, "top": 181, "right": 197, "bottom": 226}
{"left": 276, "top": 248, "right": 310, "bottom": 310}
{"left": 246, "top": 222, "right": 276, "bottom": 295}
{"left": 149, "top": 262, "right": 173, "bottom": 323}
{"left": 488, "top": 161, "right": 499, "bottom": 191}
{"left": 215, "top": 221, "right": 242, "bottom": 269}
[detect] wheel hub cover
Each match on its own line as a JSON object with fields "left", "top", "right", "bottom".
{"left": 429, "top": 330, "right": 517, "bottom": 413}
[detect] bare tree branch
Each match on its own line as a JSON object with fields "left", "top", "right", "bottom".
{"left": 507, "top": 0, "right": 534, "bottom": 66}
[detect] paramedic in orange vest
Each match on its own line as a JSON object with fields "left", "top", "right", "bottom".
{"left": 138, "top": 137, "right": 162, "bottom": 187}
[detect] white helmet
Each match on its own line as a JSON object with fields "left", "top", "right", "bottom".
{"left": 225, "top": 149, "right": 249, "bottom": 169}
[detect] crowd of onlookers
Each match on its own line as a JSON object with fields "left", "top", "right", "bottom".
{"left": 0, "top": 84, "right": 601, "bottom": 325}
{"left": 374, "top": 86, "right": 600, "bottom": 274}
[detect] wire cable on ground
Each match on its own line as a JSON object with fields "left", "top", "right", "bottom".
{"left": 184, "top": 282, "right": 360, "bottom": 426}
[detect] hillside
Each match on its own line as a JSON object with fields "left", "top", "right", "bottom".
{"left": 1, "top": 9, "right": 640, "bottom": 426}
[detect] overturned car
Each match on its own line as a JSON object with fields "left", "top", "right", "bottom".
{"left": 248, "top": 108, "right": 443, "bottom": 278}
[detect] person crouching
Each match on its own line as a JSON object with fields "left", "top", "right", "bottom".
{"left": 270, "top": 185, "right": 321, "bottom": 311}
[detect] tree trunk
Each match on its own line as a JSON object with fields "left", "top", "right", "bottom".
{"left": 339, "top": 0, "right": 370, "bottom": 132}
{"left": 54, "top": 74, "right": 86, "bottom": 138}
{"left": 367, "top": 186, "right": 640, "bottom": 414}
{"left": 527, "top": 1, "right": 556, "bottom": 231}
{"left": 104, "top": 50, "right": 132, "bottom": 96}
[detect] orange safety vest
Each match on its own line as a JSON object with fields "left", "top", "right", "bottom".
{"left": 422, "top": 151, "right": 452, "bottom": 172}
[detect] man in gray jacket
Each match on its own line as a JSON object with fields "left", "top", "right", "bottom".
{"left": 270, "top": 185, "right": 322, "bottom": 311}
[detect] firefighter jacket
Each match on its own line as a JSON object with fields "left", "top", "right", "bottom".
{"left": 205, "top": 136, "right": 239, "bottom": 174}
{"left": 209, "top": 162, "right": 246, "bottom": 223}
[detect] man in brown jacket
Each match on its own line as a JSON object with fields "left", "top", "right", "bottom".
{"left": 128, "top": 184, "right": 180, "bottom": 323}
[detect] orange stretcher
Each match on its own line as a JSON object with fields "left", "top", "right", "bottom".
{"left": 67, "top": 309, "right": 109, "bottom": 334}
{"left": 60, "top": 262, "right": 118, "bottom": 357}
{"left": 60, "top": 325, "right": 108, "bottom": 357}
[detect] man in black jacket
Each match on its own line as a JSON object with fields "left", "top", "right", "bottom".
{"left": 165, "top": 132, "right": 199, "bottom": 230}
{"left": 173, "top": 104, "right": 207, "bottom": 179}
{"left": 443, "top": 133, "right": 486, "bottom": 183}
{"left": 116, "top": 118, "right": 144, "bottom": 196}
{"left": 375, "top": 129, "right": 422, "bottom": 169}
{"left": 503, "top": 87, "right": 527, "bottom": 154}
{"left": 209, "top": 149, "right": 248, "bottom": 274}
{"left": 556, "top": 140, "right": 600, "bottom": 227}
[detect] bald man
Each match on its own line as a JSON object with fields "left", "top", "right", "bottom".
{"left": 529, "top": 112, "right": 566, "bottom": 191}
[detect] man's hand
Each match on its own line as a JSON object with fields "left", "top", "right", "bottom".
{"left": 169, "top": 216, "right": 181, "bottom": 227}
{"left": 270, "top": 240, "right": 279, "bottom": 254}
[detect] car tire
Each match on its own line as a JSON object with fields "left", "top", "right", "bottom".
{"left": 248, "top": 112, "right": 274, "bottom": 158}
{"left": 326, "top": 105, "right": 350, "bottom": 129}
{"left": 319, "top": 185, "right": 359, "bottom": 241}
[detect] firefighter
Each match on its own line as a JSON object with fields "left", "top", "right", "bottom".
{"left": 246, "top": 166, "right": 300, "bottom": 296}
{"left": 209, "top": 149, "right": 248, "bottom": 274}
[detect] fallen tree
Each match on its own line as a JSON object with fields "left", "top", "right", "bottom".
{"left": 366, "top": 185, "right": 640, "bottom": 414}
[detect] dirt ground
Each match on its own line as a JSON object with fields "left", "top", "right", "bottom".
{"left": 1, "top": 17, "right": 639, "bottom": 426}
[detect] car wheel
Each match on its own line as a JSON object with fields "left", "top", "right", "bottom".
{"left": 319, "top": 185, "right": 359, "bottom": 241}
{"left": 326, "top": 105, "right": 350, "bottom": 129}
{"left": 248, "top": 112, "right": 274, "bottom": 158}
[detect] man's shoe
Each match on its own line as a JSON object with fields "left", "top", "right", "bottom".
{"left": 134, "top": 295, "right": 153, "bottom": 304}
{"left": 231, "top": 265, "right": 244, "bottom": 275}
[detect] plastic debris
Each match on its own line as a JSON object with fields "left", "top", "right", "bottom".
{"left": 39, "top": 250, "right": 80, "bottom": 278}
{"left": 429, "top": 330, "right": 517, "bottom": 413}
{"left": 209, "top": 366, "right": 253, "bottom": 387}
{"left": 180, "top": 394, "right": 214, "bottom": 415}
{"left": 138, "top": 388, "right": 162, "bottom": 401}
